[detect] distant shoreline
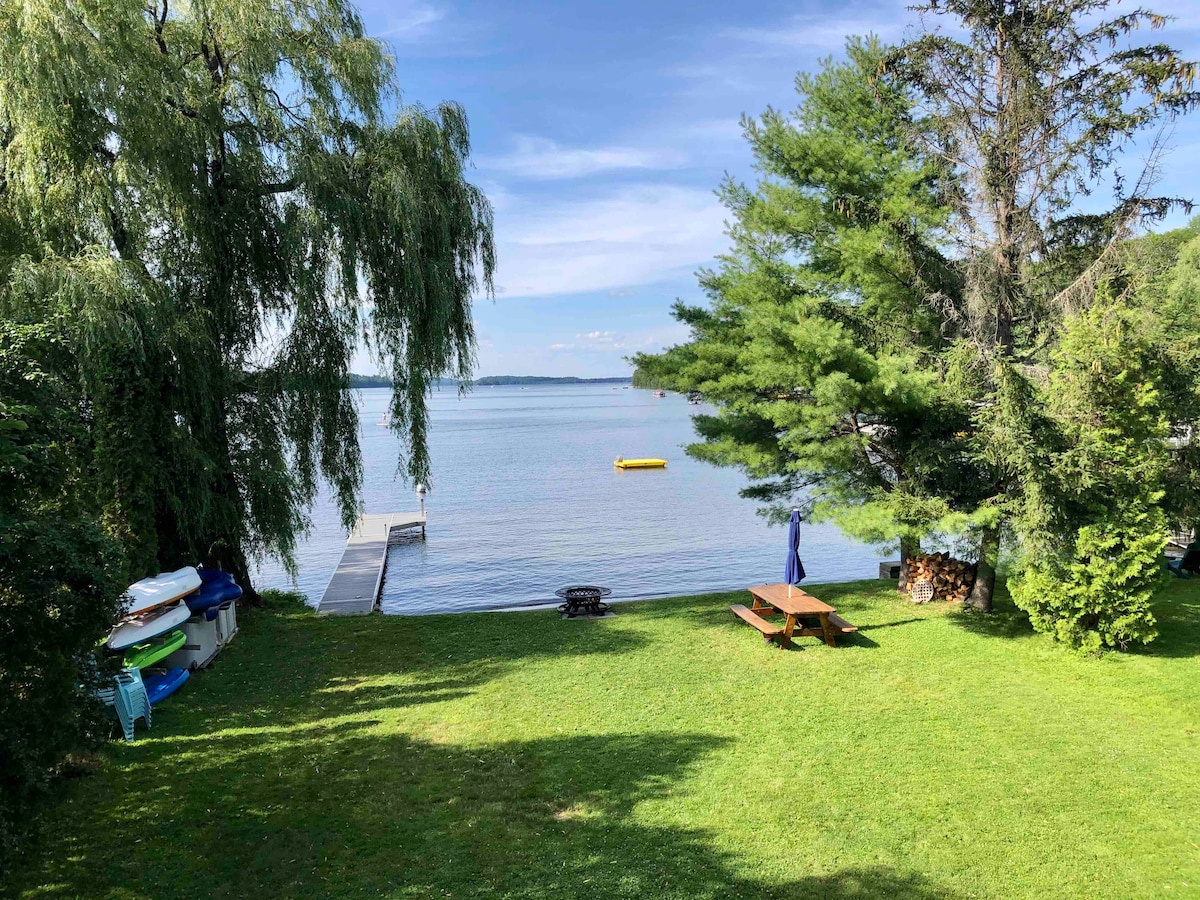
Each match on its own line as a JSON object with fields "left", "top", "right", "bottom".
{"left": 349, "top": 374, "right": 634, "bottom": 388}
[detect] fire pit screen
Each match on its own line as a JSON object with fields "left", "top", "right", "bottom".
{"left": 555, "top": 585, "right": 612, "bottom": 618}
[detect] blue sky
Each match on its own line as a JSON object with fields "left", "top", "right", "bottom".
{"left": 351, "top": 0, "right": 1200, "bottom": 378}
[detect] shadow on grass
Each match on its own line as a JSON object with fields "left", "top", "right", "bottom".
{"left": 858, "top": 618, "right": 925, "bottom": 631}
{"left": 13, "top": 727, "right": 960, "bottom": 899}
{"left": 1141, "top": 585, "right": 1200, "bottom": 658}
{"left": 172, "top": 604, "right": 648, "bottom": 733}
{"left": 947, "top": 605, "right": 1033, "bottom": 640}
{"left": 940, "top": 580, "right": 1200, "bottom": 657}
{"left": 943, "top": 584, "right": 1037, "bottom": 642}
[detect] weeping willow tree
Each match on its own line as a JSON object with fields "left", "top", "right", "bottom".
{"left": 0, "top": 0, "right": 494, "bottom": 593}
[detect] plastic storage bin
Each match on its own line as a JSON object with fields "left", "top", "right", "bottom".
{"left": 164, "top": 613, "right": 221, "bottom": 670}
{"left": 216, "top": 600, "right": 238, "bottom": 645}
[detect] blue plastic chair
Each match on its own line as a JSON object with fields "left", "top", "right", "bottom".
{"left": 112, "top": 669, "right": 152, "bottom": 742}
{"left": 1168, "top": 543, "right": 1200, "bottom": 578}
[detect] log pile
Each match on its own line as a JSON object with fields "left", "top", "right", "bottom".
{"left": 904, "top": 553, "right": 977, "bottom": 603}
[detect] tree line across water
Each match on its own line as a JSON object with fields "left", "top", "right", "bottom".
{"left": 3, "top": 0, "right": 1199, "bottom": 860}
{"left": 349, "top": 374, "right": 632, "bottom": 387}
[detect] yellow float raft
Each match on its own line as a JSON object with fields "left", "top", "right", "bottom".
{"left": 614, "top": 457, "right": 667, "bottom": 469}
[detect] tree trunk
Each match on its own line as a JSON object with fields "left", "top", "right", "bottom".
{"left": 966, "top": 526, "right": 999, "bottom": 612}
{"left": 898, "top": 535, "right": 921, "bottom": 592}
{"left": 203, "top": 536, "right": 260, "bottom": 606}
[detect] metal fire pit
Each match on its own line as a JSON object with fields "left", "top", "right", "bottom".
{"left": 555, "top": 585, "right": 612, "bottom": 618}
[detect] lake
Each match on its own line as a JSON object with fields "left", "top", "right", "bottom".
{"left": 253, "top": 385, "right": 888, "bottom": 613}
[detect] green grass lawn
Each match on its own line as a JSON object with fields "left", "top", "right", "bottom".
{"left": 10, "top": 580, "right": 1200, "bottom": 899}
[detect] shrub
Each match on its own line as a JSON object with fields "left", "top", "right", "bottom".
{"left": 0, "top": 324, "right": 121, "bottom": 858}
{"left": 1007, "top": 294, "right": 1168, "bottom": 651}
{"left": 1011, "top": 506, "right": 1164, "bottom": 653}
{"left": 259, "top": 588, "right": 312, "bottom": 612}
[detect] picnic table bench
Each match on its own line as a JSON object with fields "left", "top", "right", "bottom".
{"left": 730, "top": 583, "right": 858, "bottom": 649}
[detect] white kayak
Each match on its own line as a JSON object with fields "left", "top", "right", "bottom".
{"left": 122, "top": 566, "right": 201, "bottom": 616}
{"left": 107, "top": 601, "right": 192, "bottom": 651}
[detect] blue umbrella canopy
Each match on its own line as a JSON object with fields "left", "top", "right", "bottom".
{"left": 784, "top": 509, "right": 807, "bottom": 585}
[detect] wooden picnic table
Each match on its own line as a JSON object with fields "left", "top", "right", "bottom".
{"left": 730, "top": 583, "right": 857, "bottom": 649}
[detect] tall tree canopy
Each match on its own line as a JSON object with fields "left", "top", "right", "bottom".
{"left": 633, "top": 39, "right": 988, "bottom": 589}
{"left": 640, "top": 2, "right": 1200, "bottom": 648}
{"left": 883, "top": 0, "right": 1200, "bottom": 611}
{"left": 0, "top": 0, "right": 494, "bottom": 590}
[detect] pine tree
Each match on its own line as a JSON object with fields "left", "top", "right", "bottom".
{"left": 632, "top": 39, "right": 989, "bottom": 581}
{"left": 883, "top": 0, "right": 1200, "bottom": 609}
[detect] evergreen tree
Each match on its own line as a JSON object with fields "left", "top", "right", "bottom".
{"left": 0, "top": 0, "right": 494, "bottom": 592}
{"left": 643, "top": 6, "right": 1199, "bottom": 644}
{"left": 632, "top": 39, "right": 988, "bottom": 585}
{"left": 883, "top": 0, "right": 1200, "bottom": 609}
{"left": 1005, "top": 291, "right": 1170, "bottom": 651}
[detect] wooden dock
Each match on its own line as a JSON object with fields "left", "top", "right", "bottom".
{"left": 316, "top": 512, "right": 426, "bottom": 616}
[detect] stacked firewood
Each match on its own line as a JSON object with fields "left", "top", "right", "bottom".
{"left": 904, "top": 553, "right": 977, "bottom": 603}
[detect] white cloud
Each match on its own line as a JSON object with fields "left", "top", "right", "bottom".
{"left": 579, "top": 330, "right": 625, "bottom": 349}
{"left": 492, "top": 184, "right": 728, "bottom": 298}
{"left": 722, "top": 14, "right": 903, "bottom": 52}
{"left": 483, "top": 136, "right": 687, "bottom": 180}
{"left": 535, "top": 324, "right": 692, "bottom": 363}
{"left": 369, "top": 1, "right": 444, "bottom": 40}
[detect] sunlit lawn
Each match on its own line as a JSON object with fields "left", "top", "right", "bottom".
{"left": 11, "top": 579, "right": 1200, "bottom": 898}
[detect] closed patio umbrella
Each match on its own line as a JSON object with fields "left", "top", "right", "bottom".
{"left": 785, "top": 508, "right": 806, "bottom": 596}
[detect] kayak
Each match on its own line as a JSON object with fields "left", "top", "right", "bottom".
{"left": 614, "top": 458, "right": 668, "bottom": 469}
{"left": 107, "top": 601, "right": 191, "bottom": 651}
{"left": 186, "top": 569, "right": 243, "bottom": 614}
{"left": 144, "top": 667, "right": 189, "bottom": 705}
{"left": 123, "top": 629, "right": 187, "bottom": 669}
{"left": 122, "top": 567, "right": 201, "bottom": 617}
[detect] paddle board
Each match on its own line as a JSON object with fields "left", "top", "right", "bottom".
{"left": 123, "top": 629, "right": 187, "bottom": 669}
{"left": 186, "top": 570, "right": 243, "bottom": 613}
{"left": 613, "top": 458, "right": 668, "bottom": 469}
{"left": 144, "top": 667, "right": 189, "bottom": 705}
{"left": 107, "top": 601, "right": 191, "bottom": 651}
{"left": 122, "top": 567, "right": 201, "bottom": 617}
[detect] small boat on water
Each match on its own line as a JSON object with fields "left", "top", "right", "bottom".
{"left": 614, "top": 457, "right": 668, "bottom": 469}
{"left": 652, "top": 389, "right": 666, "bottom": 398}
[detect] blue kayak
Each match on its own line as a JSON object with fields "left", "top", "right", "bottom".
{"left": 186, "top": 569, "right": 243, "bottom": 614}
{"left": 144, "top": 667, "right": 189, "bottom": 705}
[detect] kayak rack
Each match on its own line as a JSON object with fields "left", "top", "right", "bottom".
{"left": 317, "top": 512, "right": 426, "bottom": 616}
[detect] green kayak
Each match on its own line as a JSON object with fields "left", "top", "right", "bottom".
{"left": 123, "top": 629, "right": 186, "bottom": 670}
